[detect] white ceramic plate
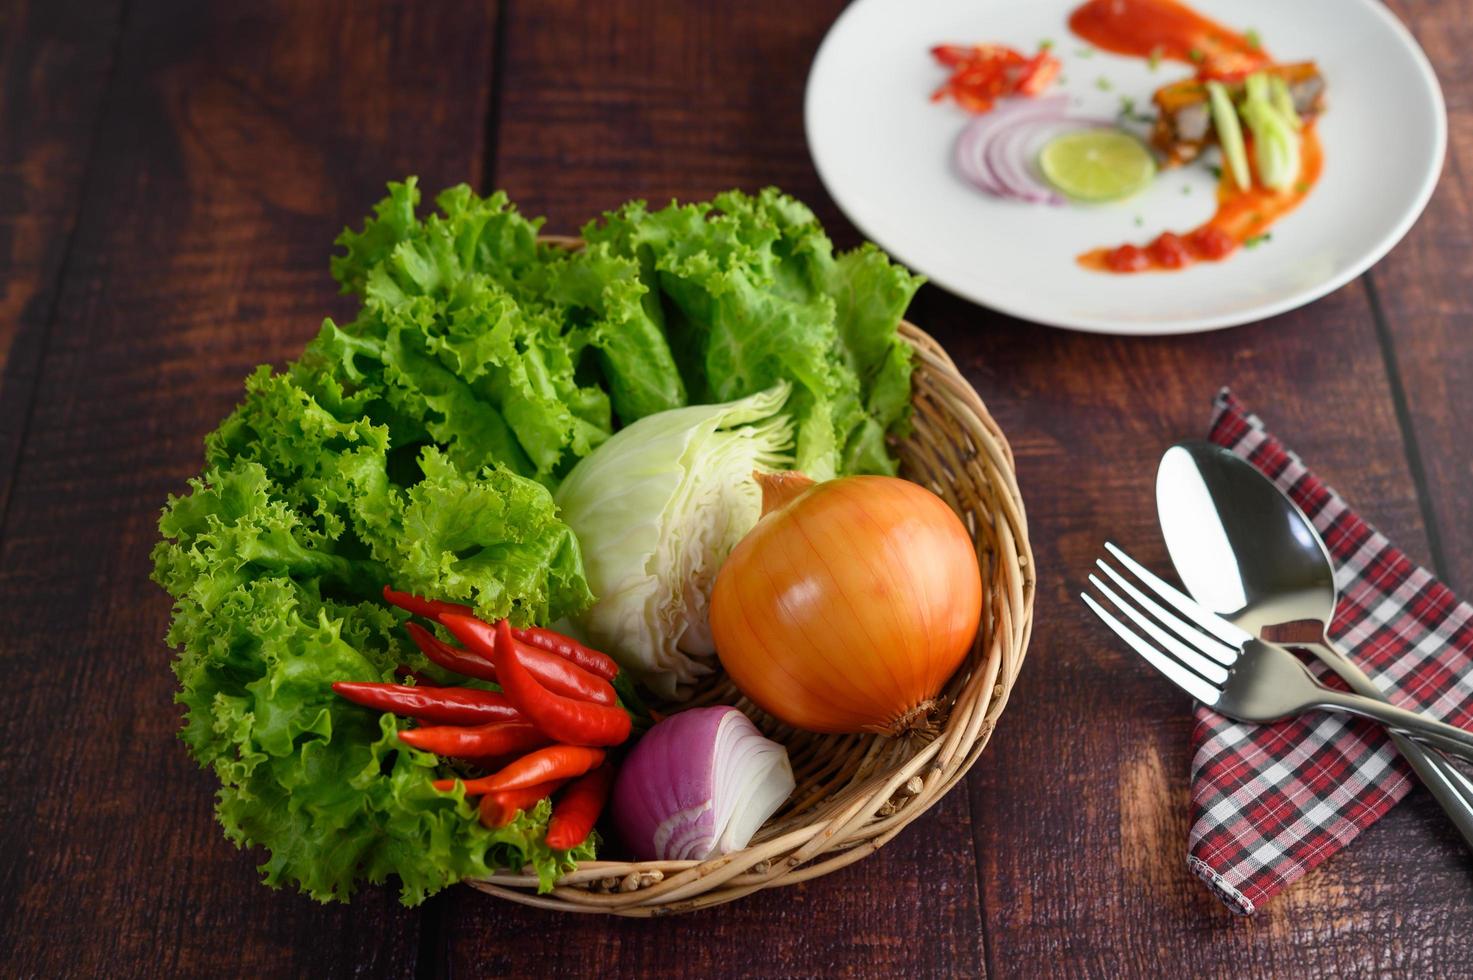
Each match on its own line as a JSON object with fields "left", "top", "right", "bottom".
{"left": 805, "top": 0, "right": 1446, "bottom": 334}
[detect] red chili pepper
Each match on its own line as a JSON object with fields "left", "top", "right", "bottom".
{"left": 332, "top": 681, "right": 521, "bottom": 726}
{"left": 382, "top": 585, "right": 474, "bottom": 621}
{"left": 1015, "top": 51, "right": 1061, "bottom": 95}
{"left": 439, "top": 614, "right": 617, "bottom": 707}
{"left": 404, "top": 622, "right": 500, "bottom": 683}
{"left": 461, "top": 753, "right": 519, "bottom": 772}
{"left": 398, "top": 720, "right": 550, "bottom": 759}
{"left": 490, "top": 619, "right": 632, "bottom": 747}
{"left": 386, "top": 586, "right": 620, "bottom": 682}
{"left": 545, "top": 763, "right": 615, "bottom": 850}
{"left": 511, "top": 626, "right": 619, "bottom": 681}
{"left": 931, "top": 43, "right": 1019, "bottom": 68}
{"left": 478, "top": 779, "right": 567, "bottom": 828}
{"left": 433, "top": 745, "right": 606, "bottom": 794}
{"left": 929, "top": 42, "right": 1058, "bottom": 112}
{"left": 930, "top": 44, "right": 971, "bottom": 67}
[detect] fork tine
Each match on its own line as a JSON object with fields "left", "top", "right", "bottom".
{"left": 1104, "top": 541, "right": 1253, "bottom": 648}
{"left": 1093, "top": 559, "right": 1240, "bottom": 668}
{"left": 1087, "top": 574, "right": 1230, "bottom": 686}
{"left": 1081, "top": 592, "right": 1223, "bottom": 705}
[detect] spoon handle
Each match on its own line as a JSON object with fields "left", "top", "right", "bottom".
{"left": 1303, "top": 638, "right": 1473, "bottom": 849}
{"left": 1312, "top": 688, "right": 1473, "bottom": 763}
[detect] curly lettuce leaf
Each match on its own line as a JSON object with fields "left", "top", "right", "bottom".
{"left": 154, "top": 358, "right": 595, "bottom": 904}
{"left": 155, "top": 567, "right": 590, "bottom": 903}
{"left": 321, "top": 183, "right": 615, "bottom": 485}
{"left": 392, "top": 448, "right": 593, "bottom": 622}
{"left": 332, "top": 178, "right": 543, "bottom": 301}
{"left": 529, "top": 241, "right": 687, "bottom": 423}
{"left": 155, "top": 178, "right": 917, "bottom": 907}
{"left": 582, "top": 188, "right": 921, "bottom": 479}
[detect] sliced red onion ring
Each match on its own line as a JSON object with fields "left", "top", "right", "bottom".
{"left": 953, "top": 95, "right": 1114, "bottom": 206}
{"left": 611, "top": 706, "right": 794, "bottom": 861}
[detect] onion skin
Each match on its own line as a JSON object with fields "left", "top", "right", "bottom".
{"left": 952, "top": 95, "right": 1116, "bottom": 205}
{"left": 955, "top": 95, "right": 1068, "bottom": 204}
{"left": 611, "top": 708, "right": 720, "bottom": 861}
{"left": 610, "top": 706, "right": 792, "bottom": 861}
{"left": 711, "top": 474, "right": 982, "bottom": 735}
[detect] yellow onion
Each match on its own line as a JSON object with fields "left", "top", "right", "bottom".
{"left": 710, "top": 472, "right": 982, "bottom": 735}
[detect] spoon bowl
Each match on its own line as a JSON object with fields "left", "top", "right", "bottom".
{"left": 1156, "top": 439, "right": 1473, "bottom": 852}
{"left": 1156, "top": 441, "right": 1337, "bottom": 636}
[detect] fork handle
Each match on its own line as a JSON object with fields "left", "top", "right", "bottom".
{"left": 1303, "top": 639, "right": 1473, "bottom": 849}
{"left": 1313, "top": 689, "right": 1473, "bottom": 765}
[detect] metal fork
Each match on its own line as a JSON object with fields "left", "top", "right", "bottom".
{"left": 1082, "top": 542, "right": 1473, "bottom": 763}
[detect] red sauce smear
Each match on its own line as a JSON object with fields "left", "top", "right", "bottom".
{"left": 1068, "top": 0, "right": 1320, "bottom": 273}
{"left": 1080, "top": 127, "right": 1323, "bottom": 273}
{"left": 1068, "top": 0, "right": 1270, "bottom": 74}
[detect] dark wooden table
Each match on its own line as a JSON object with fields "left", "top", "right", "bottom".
{"left": 3, "top": 1, "right": 1470, "bottom": 976}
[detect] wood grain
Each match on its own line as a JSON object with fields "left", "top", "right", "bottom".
{"left": 0, "top": 0, "right": 124, "bottom": 519}
{"left": 943, "top": 293, "right": 1473, "bottom": 976}
{"left": 0, "top": 0, "right": 497, "bottom": 974}
{"left": 488, "top": 0, "right": 846, "bottom": 229}
{"left": 1372, "top": 0, "right": 1473, "bottom": 596}
{"left": 449, "top": 792, "right": 984, "bottom": 978}
{"left": 1, "top": 0, "right": 1471, "bottom": 974}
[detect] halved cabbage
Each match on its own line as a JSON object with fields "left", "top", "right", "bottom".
{"left": 554, "top": 383, "right": 793, "bottom": 698}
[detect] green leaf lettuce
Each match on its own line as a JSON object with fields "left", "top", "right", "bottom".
{"left": 582, "top": 188, "right": 922, "bottom": 479}
{"left": 153, "top": 179, "right": 916, "bottom": 906}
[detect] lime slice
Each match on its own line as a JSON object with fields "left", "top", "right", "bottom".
{"left": 1039, "top": 130, "right": 1157, "bottom": 202}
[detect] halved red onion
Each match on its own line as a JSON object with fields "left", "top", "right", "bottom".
{"left": 953, "top": 95, "right": 1112, "bottom": 206}
{"left": 611, "top": 706, "right": 795, "bottom": 862}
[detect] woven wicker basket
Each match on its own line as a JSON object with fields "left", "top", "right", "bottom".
{"left": 468, "top": 240, "right": 1035, "bottom": 915}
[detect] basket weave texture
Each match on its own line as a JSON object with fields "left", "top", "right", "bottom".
{"left": 469, "top": 242, "right": 1035, "bottom": 915}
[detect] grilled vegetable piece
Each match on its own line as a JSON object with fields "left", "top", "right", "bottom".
{"left": 1151, "top": 62, "right": 1325, "bottom": 164}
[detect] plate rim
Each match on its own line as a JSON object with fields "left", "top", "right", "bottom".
{"left": 803, "top": 0, "right": 1449, "bottom": 336}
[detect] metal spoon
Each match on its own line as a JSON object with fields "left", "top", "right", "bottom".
{"left": 1156, "top": 440, "right": 1473, "bottom": 852}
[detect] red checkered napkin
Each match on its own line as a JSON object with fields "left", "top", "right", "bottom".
{"left": 1186, "top": 390, "right": 1473, "bottom": 914}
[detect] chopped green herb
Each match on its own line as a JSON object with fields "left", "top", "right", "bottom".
{"left": 1294, "top": 180, "right": 1310, "bottom": 194}
{"left": 1187, "top": 47, "right": 1205, "bottom": 64}
{"left": 1134, "top": 214, "right": 1144, "bottom": 227}
{"left": 1148, "top": 46, "right": 1163, "bottom": 71}
{"left": 1095, "top": 76, "right": 1113, "bottom": 91}
{"left": 1057, "top": 74, "right": 1069, "bottom": 84}
{"left": 1207, "top": 164, "right": 1223, "bottom": 180}
{"left": 1076, "top": 47, "right": 1096, "bottom": 58}
{"left": 1181, "top": 185, "right": 1192, "bottom": 195}
{"left": 1245, "top": 29, "right": 1262, "bottom": 51}
{"left": 1117, "top": 94, "right": 1154, "bottom": 124}
{"left": 1039, "top": 38, "right": 1055, "bottom": 50}
{"left": 1244, "top": 232, "right": 1272, "bottom": 248}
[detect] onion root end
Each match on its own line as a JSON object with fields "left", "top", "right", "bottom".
{"left": 870, "top": 699, "right": 941, "bottom": 738}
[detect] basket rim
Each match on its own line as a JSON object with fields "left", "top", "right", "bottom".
{"left": 469, "top": 239, "right": 1036, "bottom": 915}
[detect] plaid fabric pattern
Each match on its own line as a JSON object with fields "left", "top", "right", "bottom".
{"left": 1186, "top": 390, "right": 1473, "bottom": 914}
